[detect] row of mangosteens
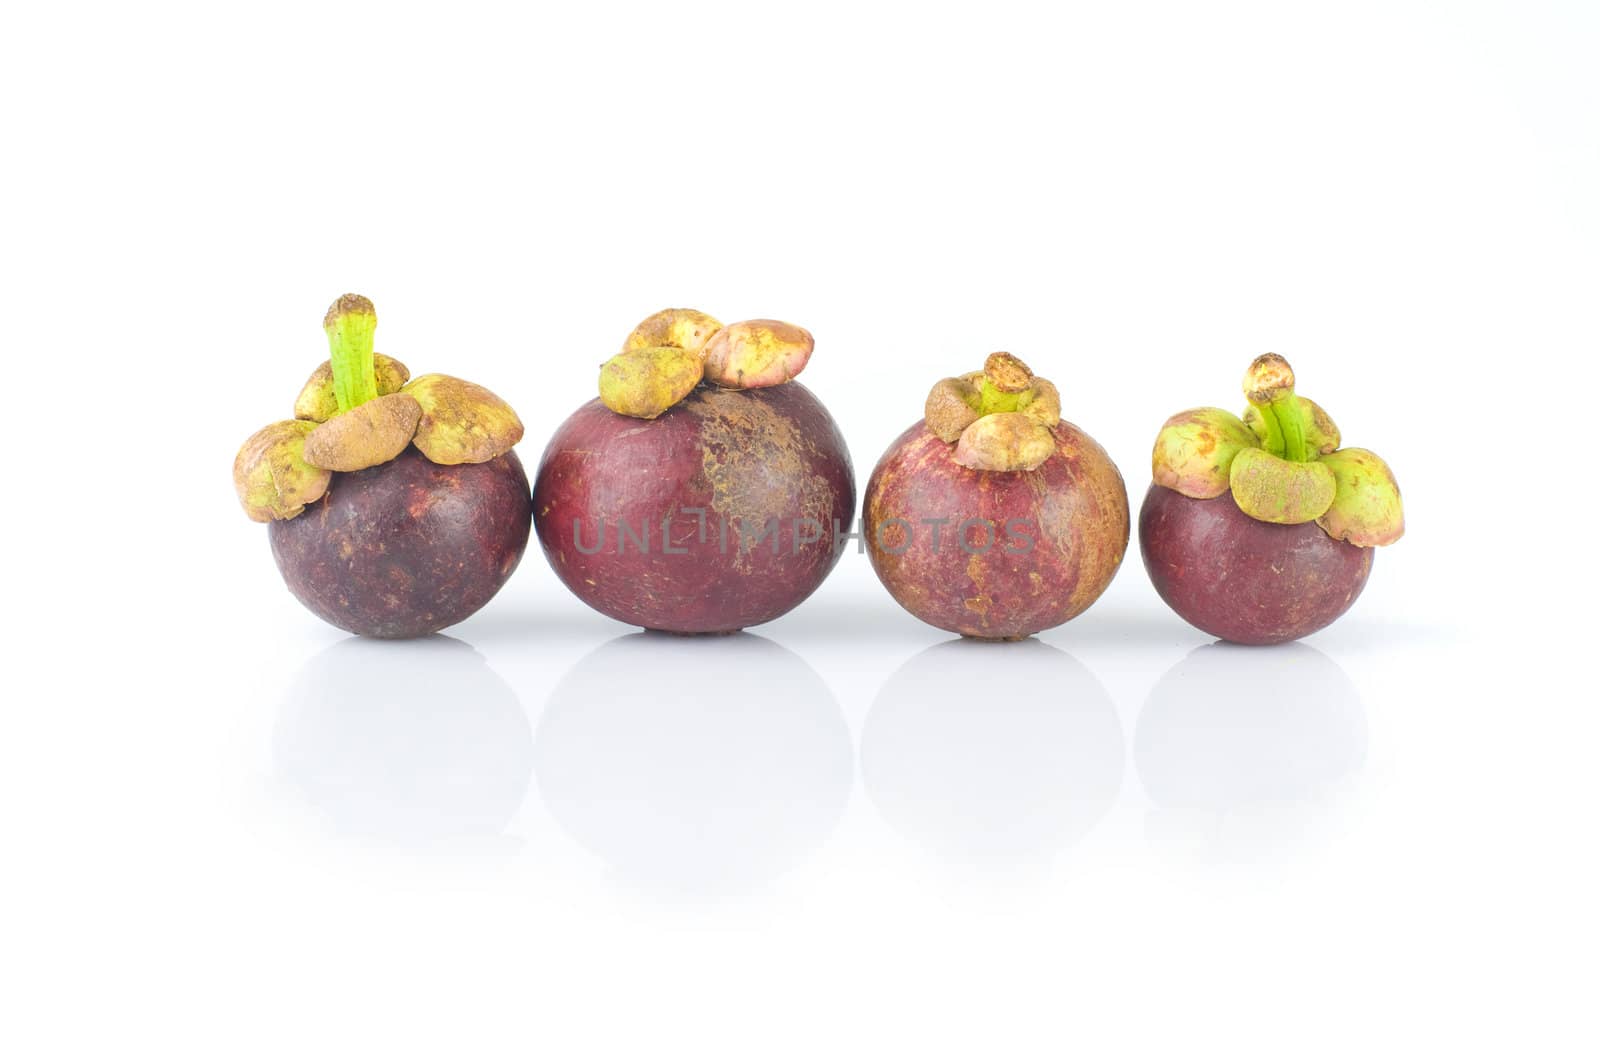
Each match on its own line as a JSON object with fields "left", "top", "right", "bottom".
{"left": 234, "top": 296, "right": 1404, "bottom": 645}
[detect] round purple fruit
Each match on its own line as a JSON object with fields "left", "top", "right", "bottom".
{"left": 533, "top": 309, "right": 854, "bottom": 634}
{"left": 1139, "top": 354, "right": 1403, "bottom": 644}
{"left": 864, "top": 352, "right": 1128, "bottom": 640}
{"left": 234, "top": 295, "right": 531, "bottom": 637}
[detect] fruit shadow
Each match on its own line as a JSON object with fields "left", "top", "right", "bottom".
{"left": 534, "top": 631, "right": 854, "bottom": 898}
{"left": 1134, "top": 641, "right": 1368, "bottom": 861}
{"left": 861, "top": 638, "right": 1125, "bottom": 870}
{"left": 446, "top": 597, "right": 631, "bottom": 647}
{"left": 275, "top": 635, "right": 533, "bottom": 843}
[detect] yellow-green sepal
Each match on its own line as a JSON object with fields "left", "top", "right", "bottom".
{"left": 1315, "top": 447, "right": 1404, "bottom": 546}
{"left": 598, "top": 346, "right": 704, "bottom": 419}
{"left": 1152, "top": 407, "right": 1259, "bottom": 499}
{"left": 404, "top": 374, "right": 525, "bottom": 464}
{"left": 1229, "top": 446, "right": 1336, "bottom": 524}
{"left": 233, "top": 419, "right": 332, "bottom": 521}
{"left": 294, "top": 353, "right": 411, "bottom": 422}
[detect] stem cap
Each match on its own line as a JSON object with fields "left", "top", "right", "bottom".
{"left": 233, "top": 420, "right": 331, "bottom": 522}
{"left": 924, "top": 352, "right": 1063, "bottom": 471}
{"left": 599, "top": 346, "right": 704, "bottom": 419}
{"left": 1243, "top": 352, "right": 1295, "bottom": 405}
{"left": 404, "top": 374, "right": 525, "bottom": 464}
{"left": 293, "top": 353, "right": 411, "bottom": 422}
{"left": 302, "top": 392, "right": 424, "bottom": 472}
{"left": 1242, "top": 395, "right": 1340, "bottom": 455}
{"left": 1151, "top": 407, "right": 1259, "bottom": 499}
{"left": 983, "top": 352, "right": 1033, "bottom": 393}
{"left": 623, "top": 308, "right": 724, "bottom": 356}
{"left": 925, "top": 376, "right": 982, "bottom": 442}
{"left": 1315, "top": 447, "right": 1405, "bottom": 546}
{"left": 1152, "top": 353, "right": 1403, "bottom": 545}
{"left": 701, "top": 320, "right": 814, "bottom": 389}
{"left": 952, "top": 412, "right": 1056, "bottom": 472}
{"left": 1228, "top": 445, "right": 1337, "bottom": 524}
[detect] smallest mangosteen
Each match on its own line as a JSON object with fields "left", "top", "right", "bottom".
{"left": 1140, "top": 353, "right": 1404, "bottom": 645}
{"left": 233, "top": 295, "right": 533, "bottom": 638}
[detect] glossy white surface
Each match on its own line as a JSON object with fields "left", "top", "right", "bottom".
{"left": 5, "top": 1, "right": 1596, "bottom": 1059}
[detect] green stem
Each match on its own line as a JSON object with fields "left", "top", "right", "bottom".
{"left": 1272, "top": 396, "right": 1309, "bottom": 462}
{"left": 1251, "top": 400, "right": 1286, "bottom": 457}
{"left": 1246, "top": 395, "right": 1310, "bottom": 461}
{"left": 977, "top": 376, "right": 1031, "bottom": 414}
{"left": 1242, "top": 353, "right": 1309, "bottom": 462}
{"left": 323, "top": 294, "right": 379, "bottom": 414}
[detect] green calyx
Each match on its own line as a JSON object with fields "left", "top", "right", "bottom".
{"left": 323, "top": 294, "right": 380, "bottom": 414}
{"left": 1316, "top": 447, "right": 1405, "bottom": 546}
{"left": 923, "top": 353, "right": 1062, "bottom": 472}
{"left": 1228, "top": 447, "right": 1336, "bottom": 524}
{"left": 1248, "top": 392, "right": 1310, "bottom": 461}
{"left": 1242, "top": 395, "right": 1340, "bottom": 457}
{"left": 976, "top": 374, "right": 1033, "bottom": 415}
{"left": 1150, "top": 353, "right": 1404, "bottom": 546}
{"left": 1241, "top": 353, "right": 1310, "bottom": 461}
{"left": 233, "top": 292, "right": 530, "bottom": 523}
{"left": 1151, "top": 407, "right": 1259, "bottom": 499}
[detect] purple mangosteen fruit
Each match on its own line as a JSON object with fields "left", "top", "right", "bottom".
{"left": 864, "top": 353, "right": 1130, "bottom": 640}
{"left": 533, "top": 309, "right": 855, "bottom": 633}
{"left": 233, "top": 295, "right": 531, "bottom": 637}
{"left": 1139, "top": 354, "right": 1404, "bottom": 644}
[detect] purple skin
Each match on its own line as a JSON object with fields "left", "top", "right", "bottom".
{"left": 533, "top": 383, "right": 855, "bottom": 633}
{"left": 1138, "top": 484, "right": 1372, "bottom": 645}
{"left": 270, "top": 447, "right": 533, "bottom": 638}
{"left": 864, "top": 420, "right": 1129, "bottom": 639}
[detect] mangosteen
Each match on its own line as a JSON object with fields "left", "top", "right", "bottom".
{"left": 1140, "top": 353, "right": 1403, "bottom": 645}
{"left": 233, "top": 295, "right": 532, "bottom": 637}
{"left": 863, "top": 352, "right": 1129, "bottom": 640}
{"left": 533, "top": 309, "right": 855, "bottom": 634}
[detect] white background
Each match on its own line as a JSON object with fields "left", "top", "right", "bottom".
{"left": 4, "top": 1, "right": 1597, "bottom": 1059}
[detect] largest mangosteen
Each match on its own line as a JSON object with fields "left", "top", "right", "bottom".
{"left": 864, "top": 353, "right": 1129, "bottom": 640}
{"left": 533, "top": 309, "right": 855, "bottom": 633}
{"left": 233, "top": 295, "right": 532, "bottom": 638}
{"left": 1139, "top": 353, "right": 1404, "bottom": 644}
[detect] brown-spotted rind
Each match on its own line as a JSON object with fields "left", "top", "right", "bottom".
{"left": 234, "top": 419, "right": 332, "bottom": 522}
{"left": 701, "top": 320, "right": 814, "bottom": 389}
{"left": 864, "top": 419, "right": 1129, "bottom": 639}
{"left": 622, "top": 308, "right": 724, "bottom": 355}
{"left": 1151, "top": 407, "right": 1259, "bottom": 499}
{"left": 1140, "top": 484, "right": 1372, "bottom": 644}
{"left": 533, "top": 383, "right": 856, "bottom": 633}
{"left": 953, "top": 412, "right": 1056, "bottom": 472}
{"left": 404, "top": 373, "right": 524, "bottom": 464}
{"left": 598, "top": 346, "right": 704, "bottom": 419}
{"left": 1242, "top": 395, "right": 1340, "bottom": 455}
{"left": 1228, "top": 446, "right": 1336, "bottom": 524}
{"left": 1315, "top": 447, "right": 1404, "bottom": 547}
{"left": 302, "top": 392, "right": 423, "bottom": 472}
{"left": 293, "top": 354, "right": 411, "bottom": 422}
{"left": 269, "top": 447, "right": 533, "bottom": 638}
